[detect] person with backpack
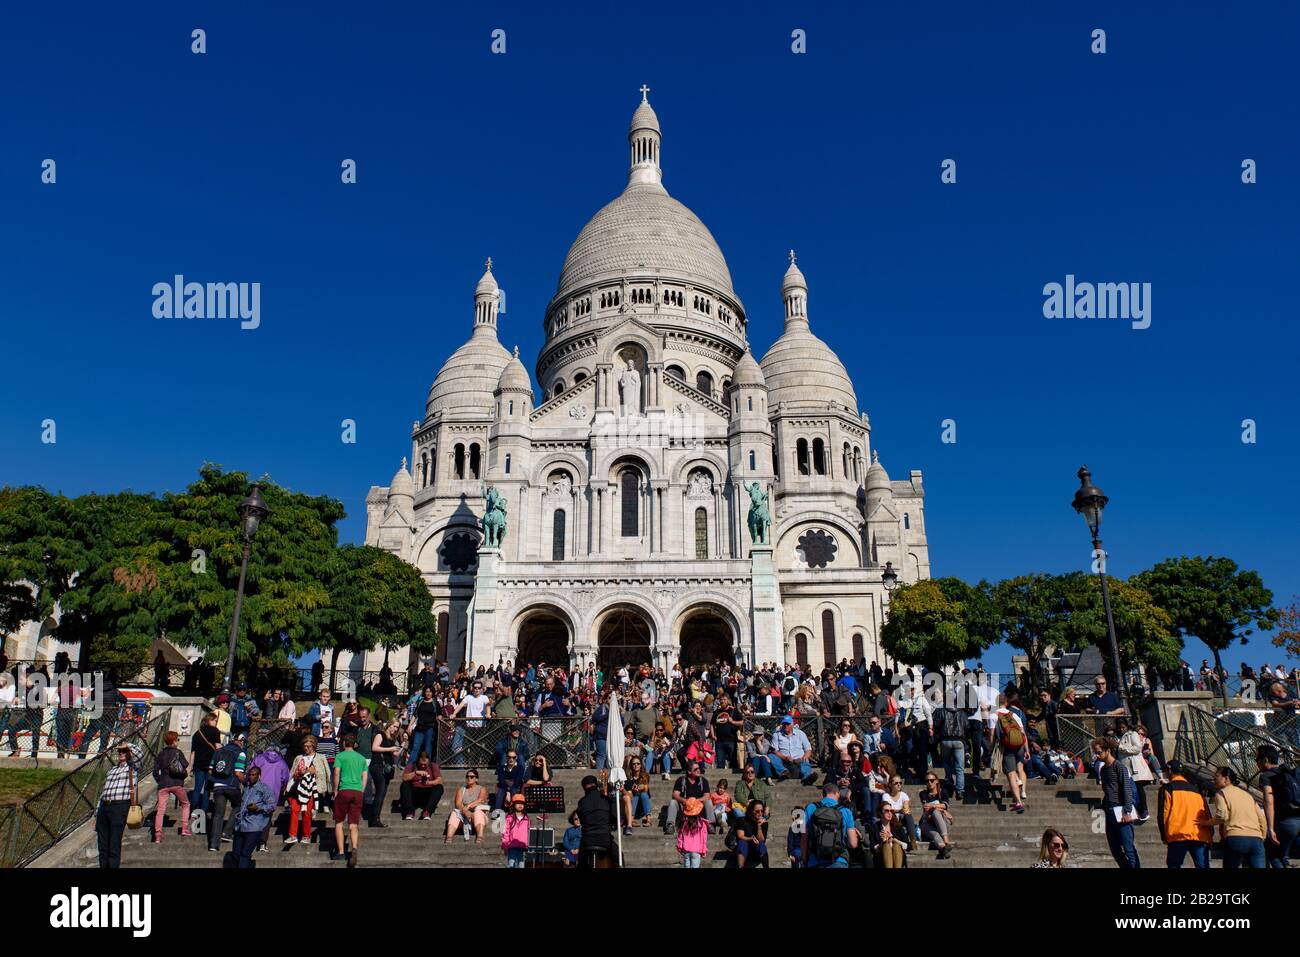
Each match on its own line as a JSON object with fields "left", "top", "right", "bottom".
{"left": 206, "top": 732, "right": 248, "bottom": 852}
{"left": 1156, "top": 760, "right": 1214, "bottom": 868}
{"left": 931, "top": 701, "right": 968, "bottom": 800}
{"left": 228, "top": 682, "right": 261, "bottom": 740}
{"left": 151, "top": 730, "right": 191, "bottom": 843}
{"left": 801, "top": 781, "right": 858, "bottom": 868}
{"left": 1255, "top": 745, "right": 1300, "bottom": 868}
{"left": 994, "top": 693, "right": 1029, "bottom": 813}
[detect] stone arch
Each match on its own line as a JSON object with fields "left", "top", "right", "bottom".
{"left": 511, "top": 601, "right": 577, "bottom": 666}
{"left": 598, "top": 322, "right": 662, "bottom": 368}
{"left": 414, "top": 519, "right": 481, "bottom": 574}
{"left": 670, "top": 452, "right": 728, "bottom": 486}
{"left": 815, "top": 601, "right": 844, "bottom": 670}
{"left": 590, "top": 599, "right": 658, "bottom": 672}
{"left": 532, "top": 450, "right": 589, "bottom": 487}
{"left": 670, "top": 593, "right": 747, "bottom": 666}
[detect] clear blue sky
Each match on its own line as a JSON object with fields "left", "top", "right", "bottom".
{"left": 2, "top": 2, "right": 1296, "bottom": 675}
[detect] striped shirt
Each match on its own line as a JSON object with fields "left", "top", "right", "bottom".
{"left": 98, "top": 743, "right": 143, "bottom": 803}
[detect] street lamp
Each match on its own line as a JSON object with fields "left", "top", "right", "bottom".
{"left": 1071, "top": 466, "right": 1130, "bottom": 715}
{"left": 223, "top": 482, "right": 270, "bottom": 693}
{"left": 881, "top": 562, "right": 898, "bottom": 671}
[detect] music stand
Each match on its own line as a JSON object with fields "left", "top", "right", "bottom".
{"left": 523, "top": 786, "right": 566, "bottom": 865}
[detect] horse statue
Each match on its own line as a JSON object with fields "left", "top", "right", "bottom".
{"left": 745, "top": 482, "right": 770, "bottom": 545}
{"left": 481, "top": 485, "right": 508, "bottom": 549}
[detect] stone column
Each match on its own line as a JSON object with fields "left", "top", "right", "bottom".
{"left": 750, "top": 544, "right": 783, "bottom": 666}
{"left": 468, "top": 548, "right": 500, "bottom": 666}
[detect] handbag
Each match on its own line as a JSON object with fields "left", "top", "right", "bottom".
{"left": 125, "top": 768, "right": 144, "bottom": 829}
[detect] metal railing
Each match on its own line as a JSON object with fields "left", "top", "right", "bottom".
{"left": 3, "top": 661, "right": 415, "bottom": 698}
{"left": 0, "top": 704, "right": 150, "bottom": 761}
{"left": 1053, "top": 714, "right": 1133, "bottom": 761}
{"left": 1172, "top": 704, "right": 1299, "bottom": 792}
{"left": 434, "top": 716, "right": 588, "bottom": 768}
{"left": 1, "top": 712, "right": 170, "bottom": 868}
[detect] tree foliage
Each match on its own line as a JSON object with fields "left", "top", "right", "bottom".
{"left": 881, "top": 577, "right": 996, "bottom": 673}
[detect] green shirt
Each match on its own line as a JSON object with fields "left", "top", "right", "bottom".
{"left": 334, "top": 748, "right": 368, "bottom": 792}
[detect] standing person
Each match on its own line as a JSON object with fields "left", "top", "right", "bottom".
{"left": 712, "top": 696, "right": 743, "bottom": 772}
{"left": 189, "top": 712, "right": 221, "bottom": 817}
{"left": 1156, "top": 760, "right": 1214, "bottom": 869}
{"left": 230, "top": 765, "right": 274, "bottom": 869}
{"left": 284, "top": 736, "right": 328, "bottom": 846}
{"left": 206, "top": 733, "right": 248, "bottom": 852}
{"left": 368, "top": 719, "right": 401, "bottom": 828}
{"left": 994, "top": 694, "right": 1029, "bottom": 813}
{"left": 1212, "top": 765, "right": 1267, "bottom": 869}
{"left": 407, "top": 686, "right": 440, "bottom": 765}
{"left": 1256, "top": 744, "right": 1300, "bottom": 868}
{"left": 330, "top": 733, "right": 368, "bottom": 867}
{"left": 251, "top": 746, "right": 289, "bottom": 851}
{"left": 575, "top": 774, "right": 617, "bottom": 867}
{"left": 307, "top": 687, "right": 334, "bottom": 737}
{"left": 1115, "top": 718, "right": 1153, "bottom": 822}
{"left": 800, "top": 781, "right": 859, "bottom": 869}
{"left": 151, "top": 731, "right": 191, "bottom": 843}
{"left": 228, "top": 683, "right": 261, "bottom": 740}
{"left": 931, "top": 699, "right": 967, "bottom": 800}
{"left": 95, "top": 742, "right": 142, "bottom": 869}
{"left": 676, "top": 797, "right": 709, "bottom": 868}
{"left": 1097, "top": 736, "right": 1140, "bottom": 868}
{"left": 501, "top": 795, "right": 531, "bottom": 868}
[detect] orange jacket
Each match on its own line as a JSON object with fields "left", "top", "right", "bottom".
{"left": 1158, "top": 776, "right": 1214, "bottom": 844}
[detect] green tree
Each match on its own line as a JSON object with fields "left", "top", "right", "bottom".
{"left": 1061, "top": 573, "right": 1182, "bottom": 674}
{"left": 881, "top": 577, "right": 997, "bottom": 675}
{"left": 991, "top": 574, "right": 1076, "bottom": 692}
{"left": 1132, "top": 556, "right": 1278, "bottom": 698}
{"left": 318, "top": 544, "right": 439, "bottom": 690}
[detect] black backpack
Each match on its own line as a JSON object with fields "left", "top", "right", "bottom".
{"left": 208, "top": 745, "right": 241, "bottom": 791}
{"left": 1273, "top": 766, "right": 1300, "bottom": 815}
{"left": 810, "top": 803, "right": 846, "bottom": 863}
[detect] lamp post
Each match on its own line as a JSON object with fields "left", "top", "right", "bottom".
{"left": 881, "top": 561, "right": 898, "bottom": 671}
{"left": 222, "top": 483, "right": 270, "bottom": 694}
{"left": 1071, "top": 466, "right": 1130, "bottom": 716}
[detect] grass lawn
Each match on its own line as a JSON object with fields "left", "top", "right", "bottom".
{"left": 0, "top": 767, "right": 69, "bottom": 806}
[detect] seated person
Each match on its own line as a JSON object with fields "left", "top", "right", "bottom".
{"left": 522, "top": 754, "right": 552, "bottom": 792}
{"left": 621, "top": 756, "right": 652, "bottom": 830}
{"left": 734, "top": 799, "right": 769, "bottom": 869}
{"left": 871, "top": 804, "right": 910, "bottom": 868}
{"left": 494, "top": 749, "right": 528, "bottom": 809}
{"left": 444, "top": 769, "right": 489, "bottom": 844}
{"left": 919, "top": 773, "right": 954, "bottom": 859}
{"left": 708, "top": 779, "right": 732, "bottom": 832}
{"left": 399, "top": 753, "right": 445, "bottom": 821}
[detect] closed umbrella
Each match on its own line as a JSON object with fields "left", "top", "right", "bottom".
{"left": 606, "top": 692, "right": 626, "bottom": 865}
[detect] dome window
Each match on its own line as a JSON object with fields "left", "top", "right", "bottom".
{"left": 453, "top": 443, "right": 466, "bottom": 480}
{"left": 695, "top": 370, "right": 713, "bottom": 396}
{"left": 469, "top": 443, "right": 482, "bottom": 480}
{"left": 665, "top": 365, "right": 685, "bottom": 381}
{"left": 812, "top": 438, "right": 826, "bottom": 475}
{"left": 796, "top": 439, "right": 810, "bottom": 476}
{"left": 505, "top": 453, "right": 512, "bottom": 475}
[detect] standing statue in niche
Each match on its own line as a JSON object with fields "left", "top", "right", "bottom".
{"left": 746, "top": 482, "right": 771, "bottom": 545}
{"left": 618, "top": 358, "right": 642, "bottom": 415}
{"left": 481, "top": 485, "right": 508, "bottom": 548}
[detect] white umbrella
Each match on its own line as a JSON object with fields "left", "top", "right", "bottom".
{"left": 606, "top": 692, "right": 627, "bottom": 866}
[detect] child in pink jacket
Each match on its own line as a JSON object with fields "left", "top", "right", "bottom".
{"left": 502, "top": 795, "right": 531, "bottom": 868}
{"left": 677, "top": 797, "right": 709, "bottom": 867}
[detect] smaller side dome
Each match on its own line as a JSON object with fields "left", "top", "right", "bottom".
{"left": 865, "top": 450, "right": 892, "bottom": 495}
{"left": 782, "top": 251, "right": 808, "bottom": 295}
{"left": 630, "top": 99, "right": 660, "bottom": 135}
{"left": 475, "top": 258, "right": 499, "bottom": 297}
{"left": 731, "top": 349, "right": 766, "bottom": 389}
{"left": 388, "top": 458, "right": 414, "bottom": 498}
{"left": 496, "top": 346, "right": 533, "bottom": 395}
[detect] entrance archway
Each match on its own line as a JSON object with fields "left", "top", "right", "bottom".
{"left": 595, "top": 604, "right": 654, "bottom": 673}
{"left": 516, "top": 606, "right": 572, "bottom": 667}
{"left": 677, "top": 604, "right": 737, "bottom": 668}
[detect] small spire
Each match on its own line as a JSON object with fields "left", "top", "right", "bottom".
{"left": 640, "top": 83, "right": 651, "bottom": 102}
{"left": 872, "top": 449, "right": 880, "bottom": 465}
{"left": 513, "top": 345, "right": 519, "bottom": 358}
{"left": 401, "top": 456, "right": 408, "bottom": 470}
{"left": 485, "top": 256, "right": 493, "bottom": 272}
{"left": 789, "top": 249, "right": 797, "bottom": 265}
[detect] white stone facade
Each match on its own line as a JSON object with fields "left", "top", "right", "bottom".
{"left": 363, "top": 92, "right": 931, "bottom": 677}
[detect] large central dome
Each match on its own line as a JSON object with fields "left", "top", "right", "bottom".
{"left": 552, "top": 92, "right": 738, "bottom": 306}
{"left": 556, "top": 187, "right": 736, "bottom": 300}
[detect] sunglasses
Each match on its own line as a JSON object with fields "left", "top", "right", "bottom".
{"left": 1049, "top": 841, "right": 1067, "bottom": 849}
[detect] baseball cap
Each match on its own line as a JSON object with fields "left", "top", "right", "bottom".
{"left": 781, "top": 715, "right": 794, "bottom": 725}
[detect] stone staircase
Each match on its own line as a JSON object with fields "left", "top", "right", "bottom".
{"left": 68, "top": 765, "right": 1167, "bottom": 869}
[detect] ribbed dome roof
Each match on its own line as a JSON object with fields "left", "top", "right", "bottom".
{"left": 865, "top": 451, "right": 892, "bottom": 495}
{"left": 732, "top": 349, "right": 765, "bottom": 388}
{"left": 760, "top": 327, "right": 857, "bottom": 411}
{"left": 389, "top": 459, "right": 414, "bottom": 497}
{"left": 556, "top": 186, "right": 736, "bottom": 301}
{"left": 425, "top": 328, "right": 512, "bottom": 417}
{"left": 496, "top": 347, "right": 533, "bottom": 394}
{"left": 630, "top": 100, "right": 660, "bottom": 134}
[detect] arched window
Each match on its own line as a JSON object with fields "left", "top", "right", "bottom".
{"left": 453, "top": 444, "right": 466, "bottom": 480}
{"left": 694, "top": 507, "right": 708, "bottom": 559}
{"left": 748, "top": 450, "right": 756, "bottom": 471}
{"left": 843, "top": 443, "right": 851, "bottom": 476}
{"left": 852, "top": 632, "right": 865, "bottom": 662}
{"left": 696, "top": 370, "right": 713, "bottom": 395}
{"left": 794, "top": 632, "right": 809, "bottom": 667}
{"left": 552, "top": 380, "right": 565, "bottom": 399}
{"left": 903, "top": 513, "right": 911, "bottom": 530}
{"left": 420, "top": 453, "right": 428, "bottom": 487}
{"left": 666, "top": 365, "right": 685, "bottom": 381}
{"left": 813, "top": 438, "right": 826, "bottom": 475}
{"left": 552, "top": 509, "right": 566, "bottom": 560}
{"left": 504, "top": 453, "right": 512, "bottom": 475}
{"left": 469, "top": 443, "right": 481, "bottom": 480}
{"left": 821, "top": 609, "right": 837, "bottom": 666}
{"left": 437, "top": 611, "right": 449, "bottom": 643}
{"left": 772, "top": 445, "right": 780, "bottom": 478}
{"left": 797, "top": 439, "right": 810, "bottom": 475}
{"left": 620, "top": 469, "right": 640, "bottom": 537}
{"left": 573, "top": 371, "right": 587, "bottom": 384}
{"left": 853, "top": 446, "right": 862, "bottom": 482}
{"left": 508, "top": 400, "right": 514, "bottom": 416}
{"left": 747, "top": 396, "right": 753, "bottom": 412}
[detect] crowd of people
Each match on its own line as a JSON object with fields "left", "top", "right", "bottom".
{"left": 88, "top": 655, "right": 1300, "bottom": 871}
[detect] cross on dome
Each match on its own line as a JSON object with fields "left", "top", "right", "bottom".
{"left": 485, "top": 257, "right": 493, "bottom": 271}
{"left": 640, "top": 83, "right": 651, "bottom": 102}
{"left": 789, "top": 249, "right": 797, "bottom": 265}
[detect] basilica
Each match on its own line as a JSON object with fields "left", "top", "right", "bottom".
{"left": 362, "top": 90, "right": 931, "bottom": 677}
